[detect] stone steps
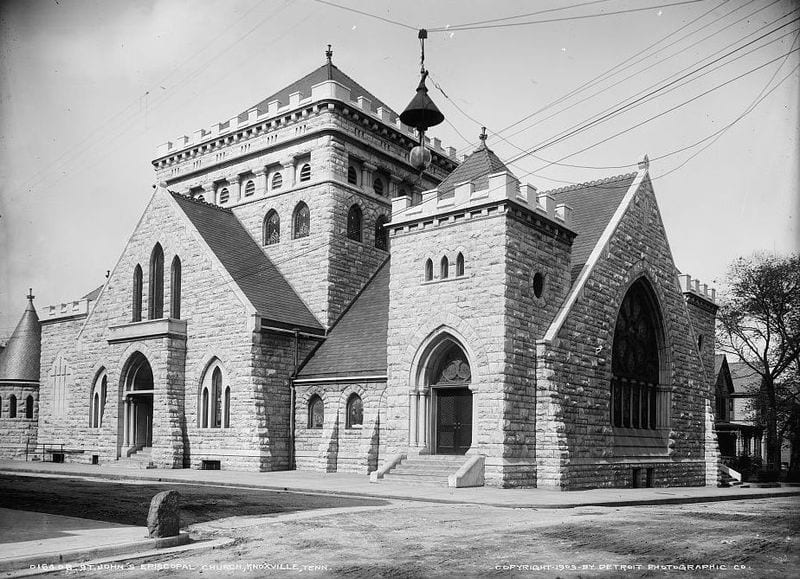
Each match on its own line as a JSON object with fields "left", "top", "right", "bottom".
{"left": 106, "top": 448, "right": 155, "bottom": 469}
{"left": 381, "top": 455, "right": 467, "bottom": 486}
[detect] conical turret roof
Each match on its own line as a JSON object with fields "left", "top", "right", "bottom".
{"left": 0, "top": 293, "right": 41, "bottom": 383}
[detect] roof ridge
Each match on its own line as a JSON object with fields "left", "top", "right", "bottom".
{"left": 543, "top": 172, "right": 638, "bottom": 196}
{"left": 169, "top": 190, "right": 233, "bottom": 213}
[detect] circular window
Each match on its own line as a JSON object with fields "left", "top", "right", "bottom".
{"left": 532, "top": 272, "right": 545, "bottom": 299}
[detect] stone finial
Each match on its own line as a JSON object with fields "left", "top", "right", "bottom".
{"left": 147, "top": 490, "right": 181, "bottom": 538}
{"left": 479, "top": 127, "right": 487, "bottom": 148}
{"left": 27, "top": 288, "right": 34, "bottom": 302}
{"left": 325, "top": 44, "right": 333, "bottom": 64}
{"left": 638, "top": 154, "right": 650, "bottom": 170}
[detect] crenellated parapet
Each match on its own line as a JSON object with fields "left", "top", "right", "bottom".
{"left": 153, "top": 79, "right": 459, "bottom": 168}
{"left": 42, "top": 299, "right": 91, "bottom": 323}
{"left": 390, "top": 170, "right": 575, "bottom": 233}
{"left": 678, "top": 273, "right": 716, "bottom": 305}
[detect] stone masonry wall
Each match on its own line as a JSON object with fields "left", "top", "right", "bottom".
{"left": 0, "top": 383, "right": 38, "bottom": 459}
{"left": 37, "top": 190, "right": 271, "bottom": 470}
{"left": 294, "top": 380, "right": 385, "bottom": 474}
{"left": 385, "top": 210, "right": 508, "bottom": 485}
{"left": 500, "top": 210, "right": 574, "bottom": 487}
{"left": 537, "top": 175, "right": 713, "bottom": 489}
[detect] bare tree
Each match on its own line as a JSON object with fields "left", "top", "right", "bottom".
{"left": 716, "top": 252, "right": 800, "bottom": 474}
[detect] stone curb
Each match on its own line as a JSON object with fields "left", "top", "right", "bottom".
{"left": 2, "top": 466, "right": 799, "bottom": 510}
{"left": 0, "top": 533, "right": 191, "bottom": 576}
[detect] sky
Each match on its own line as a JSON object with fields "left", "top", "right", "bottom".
{"left": 0, "top": 0, "right": 797, "bottom": 337}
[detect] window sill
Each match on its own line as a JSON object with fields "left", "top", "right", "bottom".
{"left": 108, "top": 318, "right": 187, "bottom": 344}
{"left": 612, "top": 427, "right": 669, "bottom": 457}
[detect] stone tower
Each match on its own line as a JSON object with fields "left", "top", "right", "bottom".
{"left": 151, "top": 51, "right": 458, "bottom": 328}
{"left": 383, "top": 136, "right": 576, "bottom": 487}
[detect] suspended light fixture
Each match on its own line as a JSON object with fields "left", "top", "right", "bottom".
{"left": 399, "top": 29, "right": 444, "bottom": 173}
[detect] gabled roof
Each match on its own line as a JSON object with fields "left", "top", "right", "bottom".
{"left": 727, "top": 361, "right": 761, "bottom": 395}
{"left": 436, "top": 143, "right": 511, "bottom": 197}
{"left": 242, "top": 62, "right": 396, "bottom": 120}
{"left": 170, "top": 193, "right": 323, "bottom": 333}
{"left": 545, "top": 173, "right": 638, "bottom": 282}
{"left": 0, "top": 295, "right": 41, "bottom": 383}
{"left": 298, "top": 260, "right": 389, "bottom": 379}
{"left": 81, "top": 285, "right": 104, "bottom": 302}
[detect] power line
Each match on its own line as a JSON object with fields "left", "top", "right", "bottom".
{"left": 508, "top": 18, "right": 800, "bottom": 165}
{"left": 430, "top": 0, "right": 709, "bottom": 32}
{"left": 309, "top": 0, "right": 417, "bottom": 31}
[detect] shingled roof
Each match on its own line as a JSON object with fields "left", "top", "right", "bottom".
{"left": 298, "top": 260, "right": 389, "bottom": 379}
{"left": 436, "top": 143, "right": 511, "bottom": 197}
{"left": 241, "top": 61, "right": 396, "bottom": 121}
{"left": 546, "top": 173, "right": 638, "bottom": 282}
{"left": 727, "top": 361, "right": 761, "bottom": 395}
{"left": 170, "top": 193, "right": 323, "bottom": 333}
{"left": 0, "top": 295, "right": 41, "bottom": 383}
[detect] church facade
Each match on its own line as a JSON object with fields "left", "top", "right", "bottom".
{"left": 0, "top": 55, "right": 720, "bottom": 489}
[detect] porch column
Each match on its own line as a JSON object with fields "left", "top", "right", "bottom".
{"left": 122, "top": 397, "right": 130, "bottom": 448}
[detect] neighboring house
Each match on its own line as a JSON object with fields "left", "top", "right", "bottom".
{"left": 0, "top": 52, "right": 720, "bottom": 489}
{"left": 714, "top": 354, "right": 763, "bottom": 459}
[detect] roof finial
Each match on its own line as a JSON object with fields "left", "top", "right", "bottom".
{"left": 479, "top": 127, "right": 487, "bottom": 148}
{"left": 27, "top": 288, "right": 34, "bottom": 302}
{"left": 325, "top": 44, "right": 333, "bottom": 64}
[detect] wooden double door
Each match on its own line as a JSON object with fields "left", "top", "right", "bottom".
{"left": 435, "top": 387, "right": 472, "bottom": 455}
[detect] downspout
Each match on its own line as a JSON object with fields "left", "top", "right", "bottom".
{"left": 289, "top": 329, "right": 299, "bottom": 470}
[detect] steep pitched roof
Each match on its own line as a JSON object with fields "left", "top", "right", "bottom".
{"left": 242, "top": 62, "right": 396, "bottom": 120}
{"left": 727, "top": 361, "right": 761, "bottom": 395}
{"left": 170, "top": 193, "right": 323, "bottom": 333}
{"left": 298, "top": 260, "right": 389, "bottom": 379}
{"left": 545, "top": 173, "right": 638, "bottom": 282}
{"left": 81, "top": 286, "right": 104, "bottom": 302}
{"left": 436, "top": 144, "right": 511, "bottom": 197}
{"left": 0, "top": 296, "right": 41, "bottom": 383}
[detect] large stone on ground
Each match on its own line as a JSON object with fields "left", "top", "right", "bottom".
{"left": 147, "top": 490, "right": 181, "bottom": 538}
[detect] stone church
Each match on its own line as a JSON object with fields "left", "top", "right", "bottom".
{"left": 0, "top": 53, "right": 721, "bottom": 489}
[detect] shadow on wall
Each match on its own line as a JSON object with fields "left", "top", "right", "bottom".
{"left": 326, "top": 411, "right": 340, "bottom": 473}
{"left": 367, "top": 414, "right": 380, "bottom": 473}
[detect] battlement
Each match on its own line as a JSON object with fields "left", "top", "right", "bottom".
{"left": 390, "top": 170, "right": 574, "bottom": 230}
{"left": 43, "top": 299, "right": 90, "bottom": 322}
{"left": 154, "top": 79, "right": 459, "bottom": 163}
{"left": 678, "top": 273, "right": 716, "bottom": 303}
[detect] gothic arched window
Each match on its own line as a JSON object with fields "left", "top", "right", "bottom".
{"left": 456, "top": 253, "right": 465, "bottom": 277}
{"left": 611, "top": 280, "right": 661, "bottom": 430}
{"left": 90, "top": 371, "right": 107, "bottom": 428}
{"left": 293, "top": 202, "right": 310, "bottom": 239}
{"left": 9, "top": 395, "right": 17, "bottom": 418}
{"left": 25, "top": 395, "right": 34, "bottom": 419}
{"left": 308, "top": 395, "right": 324, "bottom": 429}
{"left": 440, "top": 256, "right": 449, "bottom": 279}
{"left": 346, "top": 394, "right": 363, "bottom": 429}
{"left": 170, "top": 256, "right": 181, "bottom": 319}
{"left": 425, "top": 259, "right": 433, "bottom": 281}
{"left": 200, "top": 361, "right": 229, "bottom": 429}
{"left": 148, "top": 243, "right": 164, "bottom": 320}
{"left": 347, "top": 204, "right": 362, "bottom": 242}
{"left": 264, "top": 210, "right": 280, "bottom": 245}
{"left": 375, "top": 215, "right": 389, "bottom": 251}
{"left": 132, "top": 264, "right": 143, "bottom": 322}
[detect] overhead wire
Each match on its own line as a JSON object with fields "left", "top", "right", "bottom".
{"left": 309, "top": 0, "right": 417, "bottom": 31}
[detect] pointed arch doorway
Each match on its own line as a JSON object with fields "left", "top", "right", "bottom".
{"left": 411, "top": 335, "right": 475, "bottom": 456}
{"left": 121, "top": 353, "right": 154, "bottom": 456}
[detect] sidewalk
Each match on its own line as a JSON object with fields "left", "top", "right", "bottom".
{"left": 2, "top": 460, "right": 798, "bottom": 509}
{"left": 0, "top": 508, "right": 192, "bottom": 577}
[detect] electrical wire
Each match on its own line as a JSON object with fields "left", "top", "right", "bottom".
{"left": 309, "top": 0, "right": 417, "bottom": 31}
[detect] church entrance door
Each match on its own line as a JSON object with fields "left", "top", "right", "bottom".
{"left": 435, "top": 387, "right": 472, "bottom": 455}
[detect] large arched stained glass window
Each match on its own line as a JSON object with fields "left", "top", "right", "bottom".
{"left": 308, "top": 395, "right": 324, "bottom": 429}
{"left": 346, "top": 394, "right": 363, "bottom": 429}
{"left": 264, "top": 210, "right": 280, "bottom": 245}
{"left": 611, "top": 280, "right": 661, "bottom": 430}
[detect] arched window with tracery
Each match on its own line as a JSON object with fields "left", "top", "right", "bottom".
{"left": 293, "top": 202, "right": 310, "bottom": 239}
{"left": 132, "top": 264, "right": 143, "bottom": 322}
{"left": 200, "top": 361, "right": 229, "bottom": 429}
{"left": 170, "top": 256, "right": 181, "bottom": 319}
{"left": 308, "top": 395, "right": 324, "bottom": 429}
{"left": 374, "top": 215, "right": 389, "bottom": 251}
{"left": 347, "top": 204, "right": 362, "bottom": 242}
{"left": 90, "top": 371, "right": 107, "bottom": 428}
{"left": 148, "top": 243, "right": 164, "bottom": 319}
{"left": 264, "top": 210, "right": 280, "bottom": 245}
{"left": 611, "top": 280, "right": 662, "bottom": 430}
{"left": 346, "top": 394, "right": 363, "bottom": 429}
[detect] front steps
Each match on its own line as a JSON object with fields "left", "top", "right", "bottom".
{"left": 106, "top": 447, "right": 155, "bottom": 469}
{"left": 381, "top": 455, "right": 467, "bottom": 486}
